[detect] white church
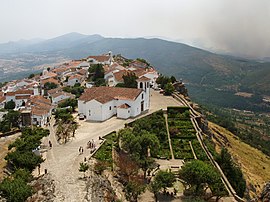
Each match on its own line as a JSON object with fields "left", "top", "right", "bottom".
{"left": 78, "top": 76, "right": 151, "bottom": 121}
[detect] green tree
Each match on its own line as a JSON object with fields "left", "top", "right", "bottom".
{"left": 122, "top": 72, "right": 138, "bottom": 88}
{"left": 5, "top": 151, "right": 44, "bottom": 172}
{"left": 88, "top": 64, "right": 104, "bottom": 81}
{"left": 28, "top": 73, "right": 35, "bottom": 79}
{"left": 54, "top": 108, "right": 73, "bottom": 123}
{"left": 5, "top": 100, "right": 15, "bottom": 110}
{"left": 4, "top": 110, "right": 20, "bottom": 128}
{"left": 79, "top": 162, "right": 89, "bottom": 178}
{"left": 58, "top": 98, "right": 77, "bottom": 112}
{"left": 216, "top": 148, "right": 246, "bottom": 197}
{"left": 44, "top": 82, "right": 58, "bottom": 90}
{"left": 154, "top": 170, "right": 176, "bottom": 192}
{"left": 136, "top": 58, "right": 150, "bottom": 66}
{"left": 164, "top": 83, "right": 175, "bottom": 95}
{"left": 179, "top": 160, "right": 223, "bottom": 196}
{"left": 149, "top": 180, "right": 162, "bottom": 202}
{"left": 0, "top": 177, "right": 32, "bottom": 202}
{"left": 63, "top": 85, "right": 85, "bottom": 98}
{"left": 119, "top": 128, "right": 160, "bottom": 179}
{"left": 170, "top": 76, "right": 177, "bottom": 83}
{"left": 94, "top": 78, "right": 106, "bottom": 86}
{"left": 156, "top": 75, "right": 171, "bottom": 89}
{"left": 124, "top": 178, "right": 145, "bottom": 202}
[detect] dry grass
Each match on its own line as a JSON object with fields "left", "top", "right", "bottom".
{"left": 209, "top": 122, "right": 270, "bottom": 198}
{"left": 0, "top": 134, "right": 20, "bottom": 180}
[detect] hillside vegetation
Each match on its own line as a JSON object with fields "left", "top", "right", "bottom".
{"left": 1, "top": 33, "right": 270, "bottom": 100}
{"left": 209, "top": 122, "right": 270, "bottom": 199}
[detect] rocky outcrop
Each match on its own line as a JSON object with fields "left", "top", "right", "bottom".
{"left": 85, "top": 174, "right": 117, "bottom": 202}
{"left": 259, "top": 182, "right": 270, "bottom": 202}
{"left": 26, "top": 173, "right": 55, "bottom": 202}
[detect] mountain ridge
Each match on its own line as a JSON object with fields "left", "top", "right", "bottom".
{"left": 0, "top": 33, "right": 270, "bottom": 110}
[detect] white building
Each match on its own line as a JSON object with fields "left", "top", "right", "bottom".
{"left": 51, "top": 92, "right": 75, "bottom": 105}
{"left": 87, "top": 52, "right": 113, "bottom": 65}
{"left": 67, "top": 74, "right": 83, "bottom": 87}
{"left": 78, "top": 77, "right": 150, "bottom": 121}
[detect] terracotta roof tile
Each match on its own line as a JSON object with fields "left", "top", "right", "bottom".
{"left": 136, "top": 76, "right": 151, "bottom": 82}
{"left": 87, "top": 56, "right": 110, "bottom": 62}
{"left": 0, "top": 96, "right": 5, "bottom": 103}
{"left": 6, "top": 92, "right": 16, "bottom": 96}
{"left": 15, "top": 89, "right": 33, "bottom": 95}
{"left": 41, "top": 78, "right": 59, "bottom": 85}
{"left": 78, "top": 69, "right": 87, "bottom": 76}
{"left": 47, "top": 87, "right": 62, "bottom": 95}
{"left": 32, "top": 106, "right": 50, "bottom": 116}
{"left": 68, "top": 74, "right": 83, "bottom": 81}
{"left": 79, "top": 86, "right": 142, "bottom": 104}
{"left": 15, "top": 95, "right": 31, "bottom": 100}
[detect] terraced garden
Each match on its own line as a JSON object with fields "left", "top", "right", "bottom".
{"left": 167, "top": 106, "right": 210, "bottom": 161}
{"left": 93, "top": 131, "right": 117, "bottom": 167}
{"left": 127, "top": 110, "right": 171, "bottom": 159}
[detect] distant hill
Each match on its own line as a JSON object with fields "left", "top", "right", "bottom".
{"left": 0, "top": 33, "right": 269, "bottom": 111}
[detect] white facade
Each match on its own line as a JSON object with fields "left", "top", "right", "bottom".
{"left": 143, "top": 72, "right": 159, "bottom": 88}
{"left": 78, "top": 80, "right": 150, "bottom": 122}
{"left": 117, "top": 106, "right": 131, "bottom": 119}
{"left": 52, "top": 93, "right": 75, "bottom": 105}
{"left": 6, "top": 94, "right": 15, "bottom": 102}
{"left": 15, "top": 98, "right": 28, "bottom": 108}
{"left": 32, "top": 113, "right": 49, "bottom": 127}
{"left": 67, "top": 78, "right": 81, "bottom": 87}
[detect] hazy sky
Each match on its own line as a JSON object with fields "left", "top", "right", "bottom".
{"left": 1, "top": 0, "right": 270, "bottom": 58}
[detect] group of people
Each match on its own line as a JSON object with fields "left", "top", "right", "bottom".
{"left": 87, "top": 139, "right": 96, "bottom": 150}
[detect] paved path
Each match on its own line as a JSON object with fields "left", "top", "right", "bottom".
{"left": 37, "top": 90, "right": 182, "bottom": 202}
{"left": 164, "top": 114, "right": 175, "bottom": 160}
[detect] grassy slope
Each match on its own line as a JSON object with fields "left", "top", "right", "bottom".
{"left": 208, "top": 122, "right": 270, "bottom": 198}
{"left": 0, "top": 134, "right": 20, "bottom": 180}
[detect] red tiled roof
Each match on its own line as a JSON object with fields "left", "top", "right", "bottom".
{"left": 52, "top": 67, "right": 69, "bottom": 74}
{"left": 78, "top": 69, "right": 87, "bottom": 76}
{"left": 87, "top": 56, "right": 110, "bottom": 62}
{"left": 15, "top": 95, "right": 31, "bottom": 100}
{"left": 136, "top": 76, "right": 151, "bottom": 82}
{"left": 6, "top": 92, "right": 16, "bottom": 96}
{"left": 0, "top": 96, "right": 5, "bottom": 103}
{"left": 113, "top": 69, "right": 147, "bottom": 82}
{"left": 118, "top": 103, "right": 131, "bottom": 109}
{"left": 113, "top": 70, "right": 128, "bottom": 82}
{"left": 32, "top": 106, "right": 50, "bottom": 116}
{"left": 79, "top": 86, "right": 142, "bottom": 104}
{"left": 15, "top": 89, "right": 33, "bottom": 95}
{"left": 69, "top": 74, "right": 83, "bottom": 81}
{"left": 44, "top": 72, "right": 57, "bottom": 78}
{"left": 47, "top": 87, "right": 62, "bottom": 95}
{"left": 41, "top": 78, "right": 59, "bottom": 85}
{"left": 30, "top": 95, "right": 51, "bottom": 105}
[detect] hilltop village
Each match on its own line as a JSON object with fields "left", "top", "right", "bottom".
{"left": 1, "top": 53, "right": 267, "bottom": 202}
{"left": 0, "top": 52, "right": 164, "bottom": 127}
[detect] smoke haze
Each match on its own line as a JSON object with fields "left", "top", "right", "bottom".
{"left": 0, "top": 0, "right": 269, "bottom": 58}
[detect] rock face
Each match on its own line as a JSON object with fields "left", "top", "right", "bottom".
{"left": 85, "top": 174, "right": 116, "bottom": 202}
{"left": 260, "top": 182, "right": 270, "bottom": 202}
{"left": 26, "top": 173, "right": 55, "bottom": 202}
